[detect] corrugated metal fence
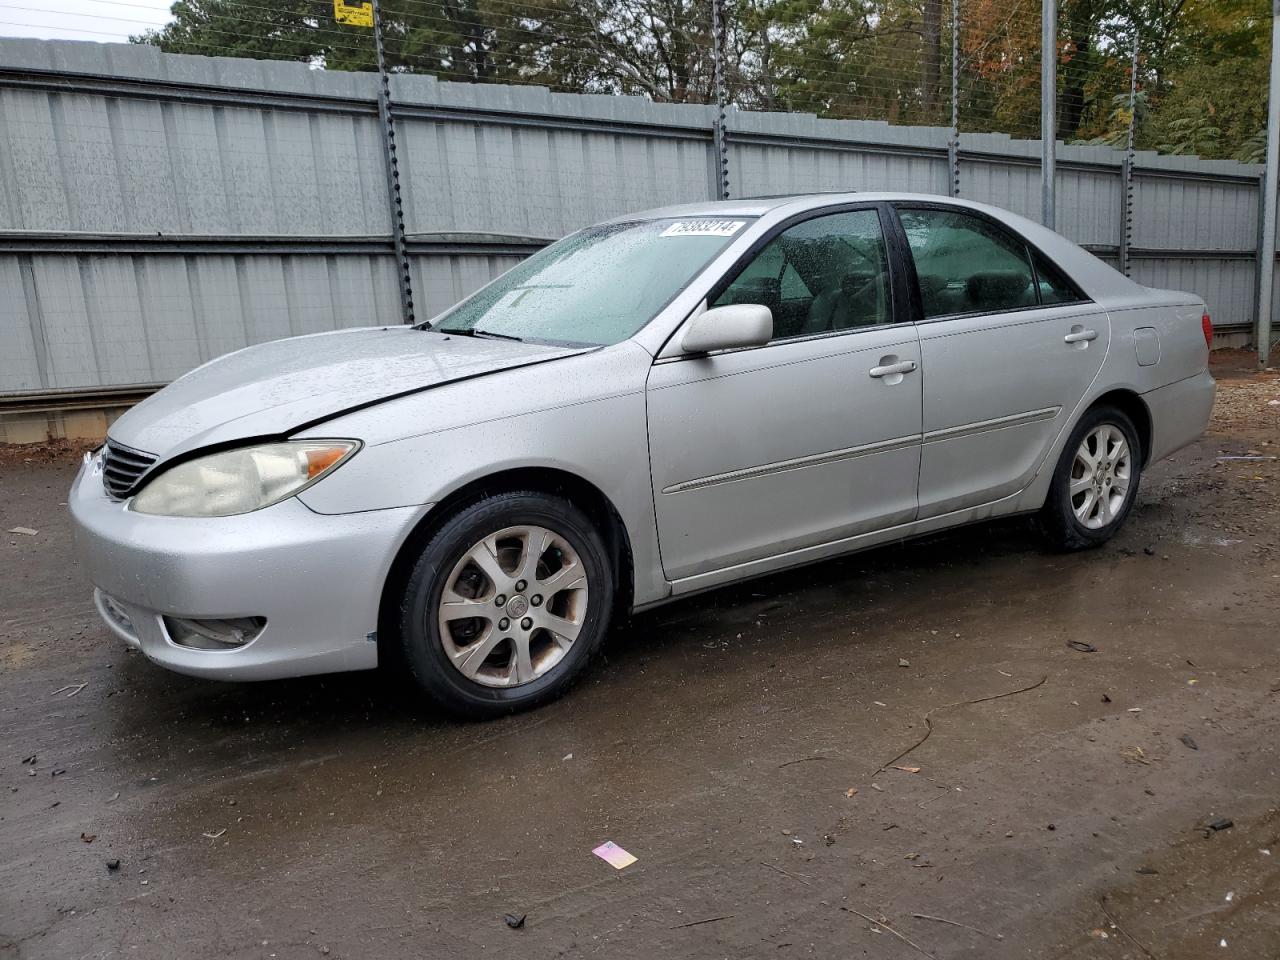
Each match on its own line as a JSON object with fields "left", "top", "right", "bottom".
{"left": 0, "top": 37, "right": 1272, "bottom": 403}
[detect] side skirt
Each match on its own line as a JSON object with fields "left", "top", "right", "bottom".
{"left": 632, "top": 489, "right": 1035, "bottom": 611}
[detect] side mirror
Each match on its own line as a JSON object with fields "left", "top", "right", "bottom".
{"left": 680, "top": 304, "right": 773, "bottom": 354}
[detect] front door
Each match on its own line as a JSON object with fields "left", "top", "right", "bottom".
{"left": 646, "top": 206, "right": 923, "bottom": 583}
{"left": 894, "top": 205, "right": 1112, "bottom": 518}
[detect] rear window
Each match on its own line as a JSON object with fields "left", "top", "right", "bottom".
{"left": 898, "top": 207, "right": 1084, "bottom": 318}
{"left": 898, "top": 208, "right": 1037, "bottom": 318}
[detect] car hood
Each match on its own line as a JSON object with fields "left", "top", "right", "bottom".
{"left": 109, "top": 327, "right": 592, "bottom": 460}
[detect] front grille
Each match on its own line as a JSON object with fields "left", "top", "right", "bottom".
{"left": 101, "top": 440, "right": 157, "bottom": 499}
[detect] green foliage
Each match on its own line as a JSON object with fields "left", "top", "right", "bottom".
{"left": 1139, "top": 10, "right": 1270, "bottom": 160}
{"left": 1157, "top": 115, "right": 1221, "bottom": 155}
{"left": 1073, "top": 89, "right": 1148, "bottom": 148}
{"left": 1234, "top": 129, "right": 1266, "bottom": 164}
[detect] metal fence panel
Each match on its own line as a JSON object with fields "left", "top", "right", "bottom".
{"left": 1130, "top": 257, "right": 1258, "bottom": 326}
{"left": 1133, "top": 173, "right": 1260, "bottom": 253}
{"left": 413, "top": 254, "right": 525, "bottom": 320}
{"left": 1056, "top": 169, "right": 1123, "bottom": 249}
{"left": 961, "top": 157, "right": 1047, "bottom": 227}
{"left": 0, "top": 37, "right": 1269, "bottom": 395}
{"left": 0, "top": 258, "right": 40, "bottom": 390}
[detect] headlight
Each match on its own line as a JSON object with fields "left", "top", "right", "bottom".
{"left": 130, "top": 441, "right": 359, "bottom": 517}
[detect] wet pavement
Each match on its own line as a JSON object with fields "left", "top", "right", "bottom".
{"left": 2, "top": 354, "right": 1278, "bottom": 959}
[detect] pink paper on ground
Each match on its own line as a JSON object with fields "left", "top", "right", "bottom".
{"left": 592, "top": 840, "right": 637, "bottom": 869}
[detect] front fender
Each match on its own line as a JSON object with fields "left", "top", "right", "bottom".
{"left": 294, "top": 345, "right": 667, "bottom": 606}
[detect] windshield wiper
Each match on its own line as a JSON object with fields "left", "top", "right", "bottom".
{"left": 472, "top": 329, "right": 524, "bottom": 342}
{"left": 432, "top": 326, "right": 523, "bottom": 342}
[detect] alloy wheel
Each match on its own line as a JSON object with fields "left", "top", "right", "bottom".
{"left": 436, "top": 525, "right": 588, "bottom": 687}
{"left": 1069, "top": 423, "right": 1132, "bottom": 530}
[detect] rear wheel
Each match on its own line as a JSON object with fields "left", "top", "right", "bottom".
{"left": 1039, "top": 405, "right": 1142, "bottom": 550}
{"left": 399, "top": 491, "right": 613, "bottom": 718}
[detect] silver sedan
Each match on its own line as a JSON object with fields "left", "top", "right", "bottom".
{"left": 70, "top": 193, "right": 1216, "bottom": 716}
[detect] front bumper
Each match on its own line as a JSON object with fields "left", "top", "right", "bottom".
{"left": 69, "top": 454, "right": 423, "bottom": 681}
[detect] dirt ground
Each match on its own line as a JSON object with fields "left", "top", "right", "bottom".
{"left": 2, "top": 352, "right": 1278, "bottom": 960}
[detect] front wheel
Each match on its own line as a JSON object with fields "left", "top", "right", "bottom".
{"left": 399, "top": 491, "right": 614, "bottom": 719}
{"left": 1038, "top": 405, "right": 1143, "bottom": 550}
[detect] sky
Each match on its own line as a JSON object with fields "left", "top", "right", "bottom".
{"left": 0, "top": 0, "right": 173, "bottom": 44}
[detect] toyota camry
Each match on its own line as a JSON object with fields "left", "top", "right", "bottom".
{"left": 70, "top": 193, "right": 1216, "bottom": 717}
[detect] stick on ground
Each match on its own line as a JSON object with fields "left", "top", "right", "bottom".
{"left": 777, "top": 755, "right": 830, "bottom": 768}
{"left": 876, "top": 676, "right": 1048, "bottom": 774}
{"left": 843, "top": 907, "right": 934, "bottom": 959}
{"left": 758, "top": 861, "right": 812, "bottom": 886}
{"left": 670, "top": 915, "right": 733, "bottom": 929}
{"left": 911, "top": 913, "right": 1003, "bottom": 941}
{"left": 1098, "top": 898, "right": 1158, "bottom": 959}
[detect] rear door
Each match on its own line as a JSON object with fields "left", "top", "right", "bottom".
{"left": 646, "top": 204, "right": 923, "bottom": 583}
{"left": 893, "top": 204, "right": 1110, "bottom": 518}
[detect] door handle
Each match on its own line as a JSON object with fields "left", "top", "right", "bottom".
{"left": 1064, "top": 329, "right": 1097, "bottom": 344}
{"left": 869, "top": 360, "right": 918, "bottom": 378}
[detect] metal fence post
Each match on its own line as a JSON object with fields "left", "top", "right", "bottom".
{"left": 947, "top": 0, "right": 960, "bottom": 197}
{"left": 371, "top": 0, "right": 415, "bottom": 324}
{"left": 1256, "top": 173, "right": 1267, "bottom": 343}
{"left": 711, "top": 0, "right": 730, "bottom": 200}
{"left": 1041, "top": 0, "right": 1056, "bottom": 228}
{"left": 1119, "top": 32, "right": 1139, "bottom": 277}
{"left": 1257, "top": 0, "right": 1280, "bottom": 366}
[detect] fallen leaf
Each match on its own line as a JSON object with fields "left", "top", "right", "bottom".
{"left": 892, "top": 765, "right": 922, "bottom": 774}
{"left": 80, "top": 833, "right": 96, "bottom": 843}
{"left": 8, "top": 526, "right": 37, "bottom": 536}
{"left": 1120, "top": 746, "right": 1151, "bottom": 765}
{"left": 845, "top": 788, "right": 858, "bottom": 798}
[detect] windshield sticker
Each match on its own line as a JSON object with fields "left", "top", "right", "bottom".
{"left": 660, "top": 219, "right": 746, "bottom": 238}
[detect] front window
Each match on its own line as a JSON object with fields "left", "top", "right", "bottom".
{"left": 712, "top": 209, "right": 892, "bottom": 339}
{"left": 432, "top": 218, "right": 752, "bottom": 346}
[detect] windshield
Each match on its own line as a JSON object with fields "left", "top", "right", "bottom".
{"left": 431, "top": 217, "right": 753, "bottom": 345}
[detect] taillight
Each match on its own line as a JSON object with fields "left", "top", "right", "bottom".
{"left": 1201, "top": 312, "right": 1213, "bottom": 351}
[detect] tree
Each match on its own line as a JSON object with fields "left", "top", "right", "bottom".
{"left": 138, "top": 0, "right": 727, "bottom": 99}
{"left": 920, "top": 0, "right": 943, "bottom": 114}
{"left": 1138, "top": 0, "right": 1269, "bottom": 159}
{"left": 138, "top": 0, "right": 367, "bottom": 66}
{"left": 958, "top": 0, "right": 1041, "bottom": 138}
{"left": 135, "top": 0, "right": 1272, "bottom": 158}
{"left": 1056, "top": 0, "right": 1107, "bottom": 141}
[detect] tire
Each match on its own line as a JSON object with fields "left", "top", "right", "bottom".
{"left": 1038, "top": 404, "right": 1143, "bottom": 551}
{"left": 398, "top": 490, "right": 614, "bottom": 719}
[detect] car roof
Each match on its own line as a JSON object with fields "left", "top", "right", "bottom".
{"left": 607, "top": 192, "right": 942, "bottom": 222}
